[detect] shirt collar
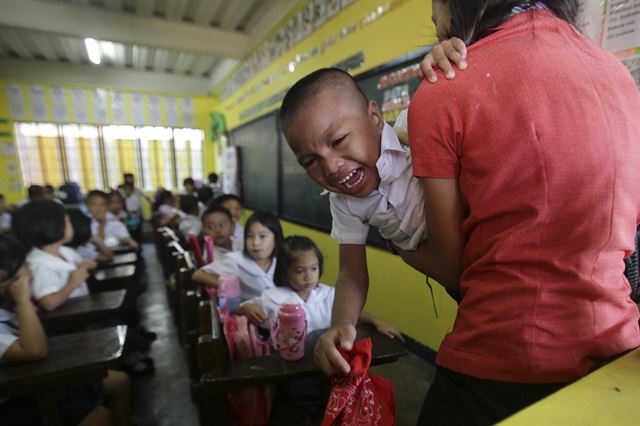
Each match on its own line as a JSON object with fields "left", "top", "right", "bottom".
{"left": 28, "top": 247, "right": 77, "bottom": 271}
{"left": 376, "top": 122, "right": 411, "bottom": 188}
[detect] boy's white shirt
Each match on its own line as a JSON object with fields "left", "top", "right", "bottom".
{"left": 26, "top": 246, "right": 90, "bottom": 301}
{"left": 0, "top": 308, "right": 18, "bottom": 362}
{"left": 179, "top": 214, "right": 202, "bottom": 237}
{"left": 91, "top": 218, "right": 131, "bottom": 248}
{"left": 243, "top": 283, "right": 335, "bottom": 334}
{"left": 199, "top": 250, "right": 276, "bottom": 301}
{"left": 202, "top": 244, "right": 231, "bottom": 264}
{"left": 329, "top": 121, "right": 426, "bottom": 250}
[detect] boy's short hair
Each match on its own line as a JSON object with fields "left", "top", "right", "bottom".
{"left": 212, "top": 193, "right": 242, "bottom": 207}
{"left": 28, "top": 185, "right": 45, "bottom": 200}
{"left": 208, "top": 172, "right": 219, "bottom": 183}
{"left": 197, "top": 186, "right": 214, "bottom": 204}
{"left": 279, "top": 67, "right": 369, "bottom": 133}
{"left": 201, "top": 206, "right": 232, "bottom": 224}
{"left": 179, "top": 195, "right": 199, "bottom": 215}
{"left": 13, "top": 200, "right": 66, "bottom": 249}
{"left": 243, "top": 211, "right": 283, "bottom": 258}
{"left": 0, "top": 234, "right": 27, "bottom": 279}
{"left": 86, "top": 189, "right": 109, "bottom": 201}
{"left": 183, "top": 177, "right": 195, "bottom": 186}
{"left": 66, "top": 208, "right": 92, "bottom": 248}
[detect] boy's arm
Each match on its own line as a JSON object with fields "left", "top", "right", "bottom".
{"left": 358, "top": 312, "right": 404, "bottom": 341}
{"left": 191, "top": 269, "right": 220, "bottom": 289}
{"left": 314, "top": 244, "right": 368, "bottom": 376}
{"left": 3, "top": 272, "right": 47, "bottom": 361}
{"left": 420, "top": 37, "right": 468, "bottom": 83}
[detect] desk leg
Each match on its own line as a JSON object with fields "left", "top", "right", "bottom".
{"left": 194, "top": 383, "right": 230, "bottom": 426}
{"left": 36, "top": 391, "right": 64, "bottom": 426}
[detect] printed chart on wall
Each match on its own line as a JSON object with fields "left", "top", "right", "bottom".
{"left": 584, "top": 0, "right": 640, "bottom": 87}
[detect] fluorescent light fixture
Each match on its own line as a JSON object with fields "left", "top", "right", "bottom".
{"left": 84, "top": 38, "right": 101, "bottom": 65}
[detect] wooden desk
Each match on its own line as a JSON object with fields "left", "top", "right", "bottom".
{"left": 97, "top": 252, "right": 137, "bottom": 270}
{"left": 93, "top": 264, "right": 136, "bottom": 281}
{"left": 501, "top": 347, "right": 640, "bottom": 425}
{"left": 200, "top": 323, "right": 407, "bottom": 393}
{"left": 39, "top": 290, "right": 126, "bottom": 333}
{"left": 0, "top": 326, "right": 127, "bottom": 426}
{"left": 109, "top": 244, "right": 134, "bottom": 255}
{"left": 89, "top": 265, "right": 136, "bottom": 293}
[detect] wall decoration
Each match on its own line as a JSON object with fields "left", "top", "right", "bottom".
{"left": 72, "top": 89, "right": 89, "bottom": 123}
{"left": 6, "top": 84, "right": 26, "bottom": 120}
{"left": 29, "top": 85, "right": 47, "bottom": 121}
{"left": 51, "top": 87, "right": 68, "bottom": 122}
{"left": 603, "top": 0, "right": 640, "bottom": 53}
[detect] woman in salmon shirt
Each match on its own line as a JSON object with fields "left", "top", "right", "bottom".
{"left": 406, "top": 0, "right": 640, "bottom": 424}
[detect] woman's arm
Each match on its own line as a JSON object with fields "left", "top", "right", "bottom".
{"left": 3, "top": 271, "right": 47, "bottom": 361}
{"left": 38, "top": 266, "right": 89, "bottom": 311}
{"left": 314, "top": 244, "right": 368, "bottom": 376}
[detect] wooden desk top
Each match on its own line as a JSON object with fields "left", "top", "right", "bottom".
{"left": 94, "top": 264, "right": 136, "bottom": 281}
{"left": 501, "top": 347, "right": 640, "bottom": 425}
{"left": 0, "top": 326, "right": 127, "bottom": 397}
{"left": 97, "top": 252, "right": 137, "bottom": 269}
{"left": 39, "top": 290, "right": 126, "bottom": 330}
{"left": 200, "top": 323, "right": 407, "bottom": 392}
{"left": 110, "top": 245, "right": 134, "bottom": 255}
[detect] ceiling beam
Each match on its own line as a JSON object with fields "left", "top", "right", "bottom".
{"left": 0, "top": 0, "right": 250, "bottom": 59}
{"left": 247, "top": 0, "right": 299, "bottom": 44}
{"left": 0, "top": 57, "right": 211, "bottom": 95}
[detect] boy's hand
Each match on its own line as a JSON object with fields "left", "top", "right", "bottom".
{"left": 238, "top": 303, "right": 268, "bottom": 325}
{"left": 420, "top": 37, "right": 468, "bottom": 83}
{"left": 372, "top": 320, "right": 405, "bottom": 342}
{"left": 314, "top": 323, "right": 356, "bottom": 376}
{"left": 79, "top": 259, "right": 97, "bottom": 270}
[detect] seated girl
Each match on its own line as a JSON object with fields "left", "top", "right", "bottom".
{"left": 67, "top": 208, "right": 113, "bottom": 262}
{"left": 192, "top": 211, "right": 283, "bottom": 303}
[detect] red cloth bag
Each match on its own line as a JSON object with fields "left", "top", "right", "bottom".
{"left": 322, "top": 338, "right": 396, "bottom": 426}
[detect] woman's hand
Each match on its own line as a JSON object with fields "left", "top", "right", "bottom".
{"left": 238, "top": 303, "right": 268, "bottom": 325}
{"left": 313, "top": 323, "right": 356, "bottom": 376}
{"left": 420, "top": 37, "right": 468, "bottom": 83}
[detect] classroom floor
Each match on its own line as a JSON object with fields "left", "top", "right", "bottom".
{"left": 131, "top": 244, "right": 435, "bottom": 426}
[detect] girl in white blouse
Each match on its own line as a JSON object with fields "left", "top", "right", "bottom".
{"left": 192, "top": 211, "right": 284, "bottom": 312}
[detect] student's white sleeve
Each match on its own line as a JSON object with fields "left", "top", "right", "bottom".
{"left": 329, "top": 194, "right": 369, "bottom": 245}
{"left": 113, "top": 221, "right": 131, "bottom": 240}
{"left": 0, "top": 318, "right": 18, "bottom": 360}
{"left": 30, "top": 265, "right": 66, "bottom": 300}
{"left": 200, "top": 256, "right": 238, "bottom": 276}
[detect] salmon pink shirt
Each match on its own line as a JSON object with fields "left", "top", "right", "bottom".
{"left": 409, "top": 10, "right": 640, "bottom": 383}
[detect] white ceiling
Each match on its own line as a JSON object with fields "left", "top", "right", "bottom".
{"left": 0, "top": 0, "right": 299, "bottom": 94}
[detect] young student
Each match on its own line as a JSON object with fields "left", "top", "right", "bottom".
{"left": 182, "top": 177, "right": 197, "bottom": 197}
{"left": 207, "top": 172, "right": 223, "bottom": 198}
{"left": 213, "top": 194, "right": 244, "bottom": 251}
{"left": 0, "top": 193, "right": 11, "bottom": 233}
{"left": 86, "top": 190, "right": 139, "bottom": 251}
{"left": 192, "top": 211, "right": 283, "bottom": 301}
{"left": 67, "top": 208, "right": 114, "bottom": 262}
{"left": 240, "top": 235, "right": 404, "bottom": 339}
{"left": 200, "top": 206, "right": 236, "bottom": 259}
{"left": 12, "top": 200, "right": 94, "bottom": 311}
{"left": 197, "top": 186, "right": 215, "bottom": 217}
{"left": 107, "top": 190, "right": 128, "bottom": 222}
{"left": 153, "top": 190, "right": 184, "bottom": 227}
{"left": 0, "top": 234, "right": 131, "bottom": 426}
{"left": 178, "top": 194, "right": 202, "bottom": 238}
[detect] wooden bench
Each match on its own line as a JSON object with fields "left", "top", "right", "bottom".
{"left": 88, "top": 264, "right": 136, "bottom": 292}
{"left": 0, "top": 326, "right": 127, "bottom": 426}
{"left": 39, "top": 290, "right": 126, "bottom": 334}
{"left": 97, "top": 252, "right": 138, "bottom": 270}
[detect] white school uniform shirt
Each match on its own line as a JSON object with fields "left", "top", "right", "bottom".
{"left": 202, "top": 244, "right": 230, "bottom": 264}
{"left": 244, "top": 284, "right": 335, "bottom": 334}
{"left": 91, "top": 219, "right": 131, "bottom": 248}
{"left": 200, "top": 251, "right": 276, "bottom": 301}
{"left": 0, "top": 309, "right": 18, "bottom": 402}
{"left": 75, "top": 242, "right": 98, "bottom": 261}
{"left": 179, "top": 214, "right": 202, "bottom": 237}
{"left": 106, "top": 211, "right": 127, "bottom": 222}
{"left": 231, "top": 223, "right": 244, "bottom": 251}
{"left": 26, "top": 246, "right": 90, "bottom": 301}
{"left": 329, "top": 122, "right": 426, "bottom": 251}
{"left": 0, "top": 212, "right": 11, "bottom": 230}
{"left": 125, "top": 190, "right": 144, "bottom": 218}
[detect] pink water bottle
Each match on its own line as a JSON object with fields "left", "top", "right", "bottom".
{"left": 204, "top": 235, "right": 214, "bottom": 264}
{"left": 273, "top": 301, "right": 307, "bottom": 361}
{"left": 218, "top": 275, "right": 241, "bottom": 315}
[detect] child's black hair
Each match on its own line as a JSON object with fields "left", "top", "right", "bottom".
{"left": 12, "top": 200, "right": 67, "bottom": 249}
{"left": 28, "top": 185, "right": 45, "bottom": 200}
{"left": 183, "top": 177, "right": 195, "bottom": 186}
{"left": 201, "top": 206, "right": 232, "bottom": 224}
{"left": 243, "top": 211, "right": 283, "bottom": 259}
{"left": 197, "top": 186, "right": 214, "bottom": 205}
{"left": 180, "top": 194, "right": 199, "bottom": 216}
{"left": 108, "top": 190, "right": 127, "bottom": 211}
{"left": 208, "top": 172, "right": 219, "bottom": 184}
{"left": 212, "top": 193, "right": 242, "bottom": 208}
{"left": 86, "top": 189, "right": 109, "bottom": 201}
{"left": 273, "top": 236, "right": 324, "bottom": 288}
{"left": 0, "top": 234, "right": 27, "bottom": 279}
{"left": 66, "top": 208, "right": 92, "bottom": 248}
{"left": 152, "top": 189, "right": 173, "bottom": 211}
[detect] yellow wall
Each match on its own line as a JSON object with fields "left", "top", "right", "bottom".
{"left": 229, "top": 0, "right": 456, "bottom": 351}
{"left": 0, "top": 80, "right": 216, "bottom": 204}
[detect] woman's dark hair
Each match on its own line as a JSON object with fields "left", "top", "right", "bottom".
{"left": 152, "top": 189, "right": 173, "bottom": 211}
{"left": 66, "top": 208, "right": 92, "bottom": 248}
{"left": 12, "top": 200, "right": 67, "bottom": 249}
{"left": 0, "top": 234, "right": 27, "bottom": 279}
{"left": 273, "top": 236, "right": 324, "bottom": 288}
{"left": 201, "top": 206, "right": 232, "bottom": 224}
{"left": 243, "top": 211, "right": 283, "bottom": 259}
{"left": 437, "top": 0, "right": 579, "bottom": 45}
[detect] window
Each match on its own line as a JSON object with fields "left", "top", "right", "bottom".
{"left": 14, "top": 122, "right": 205, "bottom": 193}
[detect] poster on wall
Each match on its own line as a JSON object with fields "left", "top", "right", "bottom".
{"left": 222, "top": 144, "right": 239, "bottom": 196}
{"left": 29, "top": 85, "right": 47, "bottom": 121}
{"left": 93, "top": 88, "right": 109, "bottom": 123}
{"left": 603, "top": 0, "right": 640, "bottom": 53}
{"left": 51, "top": 87, "right": 68, "bottom": 122}
{"left": 6, "top": 84, "right": 26, "bottom": 119}
{"left": 148, "top": 95, "right": 162, "bottom": 126}
{"left": 181, "top": 97, "right": 194, "bottom": 128}
{"left": 130, "top": 93, "right": 145, "bottom": 125}
{"left": 72, "top": 89, "right": 89, "bottom": 123}
{"left": 621, "top": 54, "right": 640, "bottom": 86}
{"left": 166, "top": 96, "right": 179, "bottom": 127}
{"left": 111, "top": 91, "right": 127, "bottom": 124}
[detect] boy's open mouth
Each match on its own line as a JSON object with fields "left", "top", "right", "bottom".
{"left": 336, "top": 167, "right": 365, "bottom": 192}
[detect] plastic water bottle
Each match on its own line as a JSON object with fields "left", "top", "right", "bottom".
{"left": 273, "top": 301, "right": 307, "bottom": 361}
{"left": 217, "top": 275, "right": 241, "bottom": 315}
{"left": 204, "top": 235, "right": 214, "bottom": 264}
